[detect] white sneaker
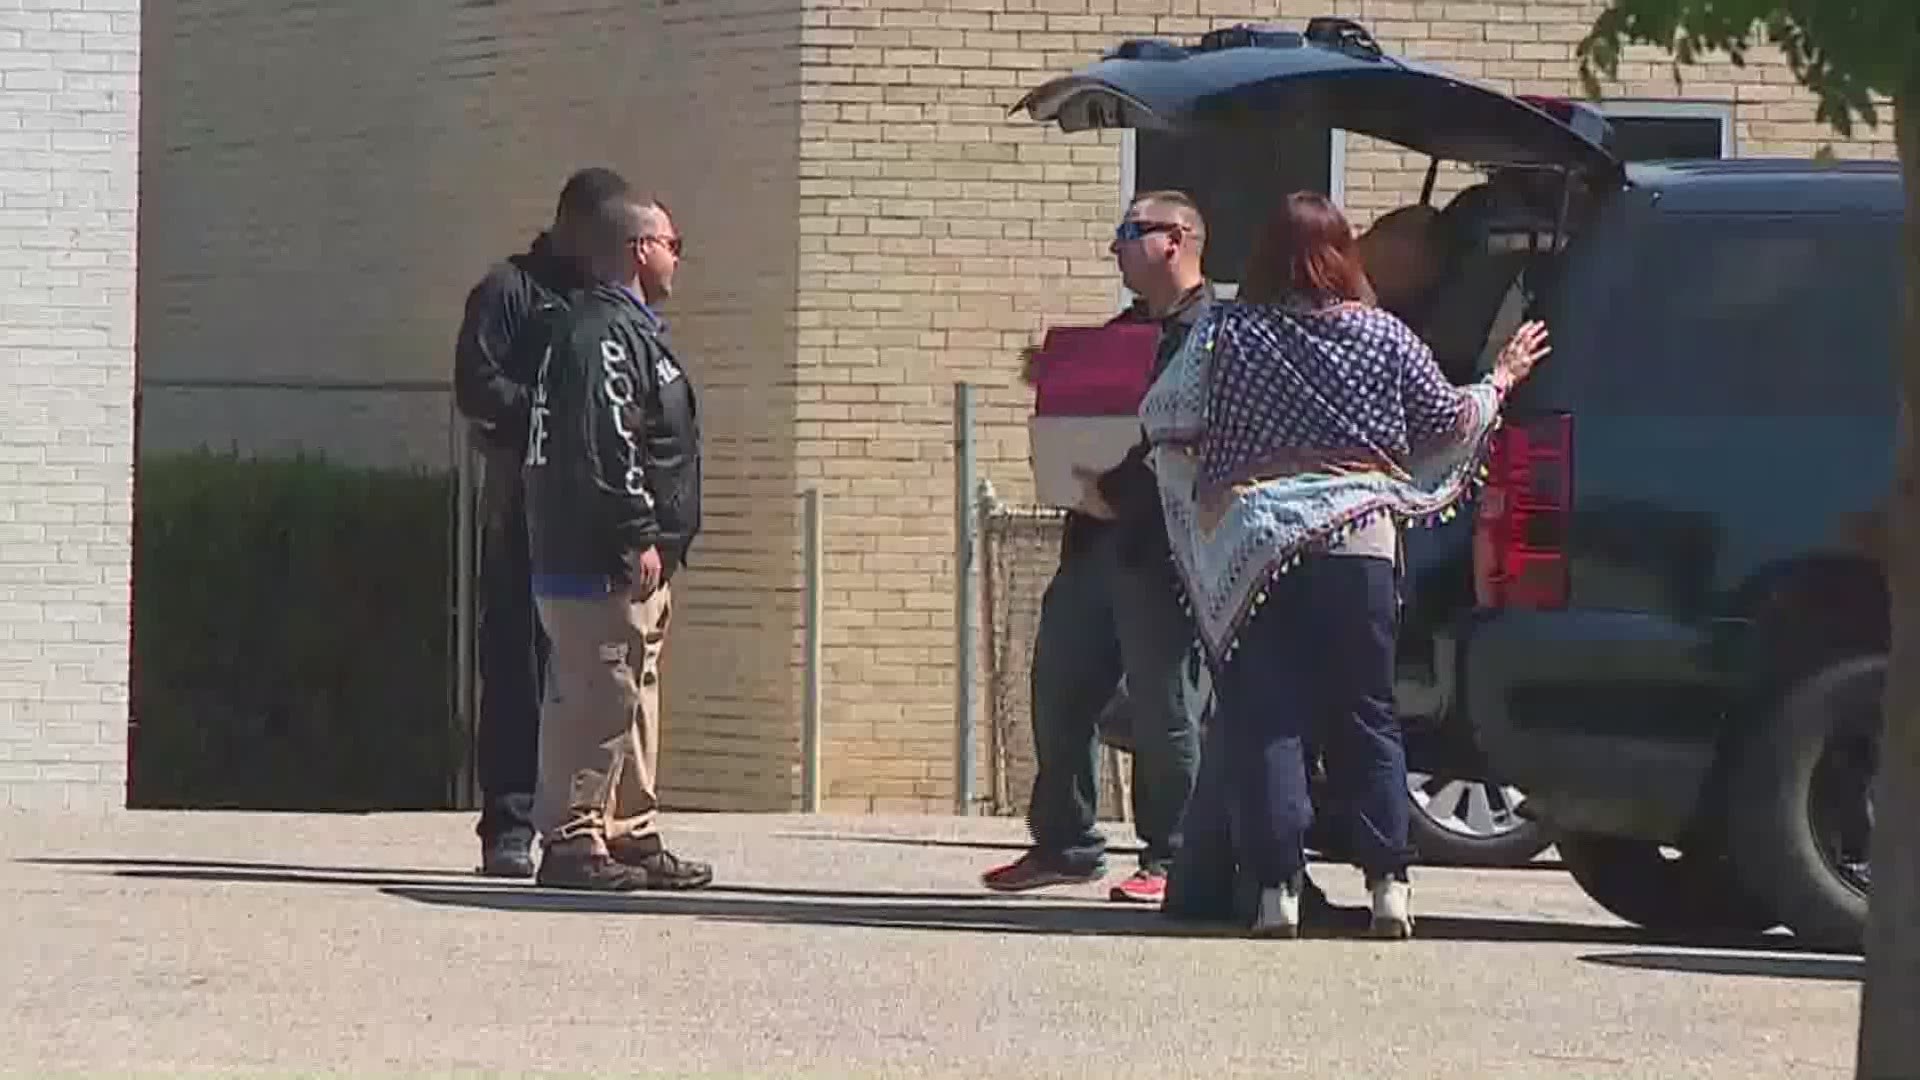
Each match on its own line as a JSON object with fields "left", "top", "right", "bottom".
{"left": 1251, "top": 880, "right": 1301, "bottom": 939}
{"left": 1368, "top": 876, "right": 1414, "bottom": 940}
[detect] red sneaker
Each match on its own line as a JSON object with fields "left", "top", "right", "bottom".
{"left": 981, "top": 850, "right": 1106, "bottom": 892}
{"left": 1108, "top": 867, "right": 1168, "bottom": 904}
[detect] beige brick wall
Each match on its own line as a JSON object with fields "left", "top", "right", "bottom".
{"left": 796, "top": 0, "right": 1126, "bottom": 812}
{"left": 794, "top": 0, "right": 1894, "bottom": 812}
{"left": 139, "top": 0, "right": 808, "bottom": 810}
{"left": 0, "top": 0, "right": 140, "bottom": 810}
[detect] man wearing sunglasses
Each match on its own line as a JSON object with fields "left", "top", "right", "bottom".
{"left": 984, "top": 190, "right": 1212, "bottom": 905}
{"left": 518, "top": 194, "right": 710, "bottom": 892}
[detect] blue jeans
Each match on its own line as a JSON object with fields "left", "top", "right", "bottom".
{"left": 1027, "top": 526, "right": 1200, "bottom": 870}
{"left": 1215, "top": 554, "right": 1412, "bottom": 889}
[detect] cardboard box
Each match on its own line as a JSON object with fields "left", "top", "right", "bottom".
{"left": 1026, "top": 322, "right": 1162, "bottom": 508}
{"left": 1028, "top": 415, "right": 1152, "bottom": 507}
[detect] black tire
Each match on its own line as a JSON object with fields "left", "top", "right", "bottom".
{"left": 1405, "top": 773, "right": 1553, "bottom": 867}
{"left": 1725, "top": 657, "right": 1880, "bottom": 953}
{"left": 1557, "top": 831, "right": 1781, "bottom": 935}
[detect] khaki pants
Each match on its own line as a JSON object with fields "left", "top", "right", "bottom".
{"left": 532, "top": 584, "right": 671, "bottom": 853}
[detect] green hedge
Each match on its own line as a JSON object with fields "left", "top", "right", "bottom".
{"left": 130, "top": 450, "right": 461, "bottom": 810}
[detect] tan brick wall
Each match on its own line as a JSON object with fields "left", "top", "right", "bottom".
{"left": 0, "top": 0, "right": 141, "bottom": 810}
{"left": 795, "top": 0, "right": 1894, "bottom": 812}
{"left": 139, "top": 0, "right": 808, "bottom": 810}
{"left": 796, "top": 0, "right": 1124, "bottom": 812}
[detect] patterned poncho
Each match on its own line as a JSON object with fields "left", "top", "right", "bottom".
{"left": 1140, "top": 299, "right": 1505, "bottom": 667}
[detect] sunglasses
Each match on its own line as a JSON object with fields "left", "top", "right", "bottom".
{"left": 1113, "top": 220, "right": 1182, "bottom": 243}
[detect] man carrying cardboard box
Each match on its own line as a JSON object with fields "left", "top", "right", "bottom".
{"left": 984, "top": 190, "right": 1212, "bottom": 905}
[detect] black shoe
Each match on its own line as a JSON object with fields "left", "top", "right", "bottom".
{"left": 608, "top": 835, "right": 715, "bottom": 890}
{"left": 536, "top": 840, "right": 649, "bottom": 892}
{"left": 479, "top": 832, "right": 535, "bottom": 879}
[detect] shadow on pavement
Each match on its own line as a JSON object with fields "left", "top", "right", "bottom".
{"left": 22, "top": 856, "right": 470, "bottom": 879}
{"left": 28, "top": 858, "right": 1080, "bottom": 906}
{"left": 771, "top": 832, "right": 1139, "bottom": 857}
{"left": 376, "top": 882, "right": 1817, "bottom": 951}
{"left": 769, "top": 833, "right": 1567, "bottom": 872}
{"left": 382, "top": 884, "right": 1235, "bottom": 937}
{"left": 1580, "top": 950, "right": 1862, "bottom": 981}
{"left": 27, "top": 855, "right": 1827, "bottom": 954}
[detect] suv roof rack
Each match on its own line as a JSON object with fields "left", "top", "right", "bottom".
{"left": 1108, "top": 16, "right": 1385, "bottom": 63}
{"left": 1303, "top": 17, "right": 1384, "bottom": 58}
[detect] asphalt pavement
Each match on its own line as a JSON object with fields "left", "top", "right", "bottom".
{"left": 0, "top": 811, "right": 1863, "bottom": 1078}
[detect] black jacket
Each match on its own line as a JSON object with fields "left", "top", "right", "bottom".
{"left": 452, "top": 233, "right": 590, "bottom": 460}
{"left": 1061, "top": 281, "right": 1216, "bottom": 566}
{"left": 521, "top": 284, "right": 703, "bottom": 586}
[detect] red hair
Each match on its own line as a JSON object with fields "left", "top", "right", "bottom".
{"left": 1239, "top": 191, "right": 1376, "bottom": 307}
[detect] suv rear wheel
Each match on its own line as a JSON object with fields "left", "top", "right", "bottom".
{"left": 1557, "top": 831, "right": 1779, "bottom": 935}
{"left": 1406, "top": 771, "right": 1551, "bottom": 866}
{"left": 1725, "top": 657, "right": 1879, "bottom": 952}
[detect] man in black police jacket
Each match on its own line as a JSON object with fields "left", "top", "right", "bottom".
{"left": 453, "top": 167, "right": 633, "bottom": 878}
{"left": 520, "top": 191, "right": 709, "bottom": 892}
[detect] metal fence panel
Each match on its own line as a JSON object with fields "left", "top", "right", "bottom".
{"left": 981, "top": 493, "right": 1132, "bottom": 821}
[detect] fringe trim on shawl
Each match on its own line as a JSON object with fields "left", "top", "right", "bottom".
{"left": 1175, "top": 423, "right": 1500, "bottom": 672}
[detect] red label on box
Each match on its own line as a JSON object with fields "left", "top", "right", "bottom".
{"left": 1030, "top": 322, "right": 1161, "bottom": 417}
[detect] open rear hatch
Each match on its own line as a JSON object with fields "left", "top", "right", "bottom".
{"left": 1012, "top": 19, "right": 1624, "bottom": 722}
{"left": 1010, "top": 18, "right": 1622, "bottom": 181}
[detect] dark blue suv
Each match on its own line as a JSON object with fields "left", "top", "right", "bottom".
{"left": 1019, "top": 18, "right": 1897, "bottom": 949}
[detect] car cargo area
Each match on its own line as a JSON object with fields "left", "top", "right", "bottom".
{"left": 1391, "top": 163, "right": 1597, "bottom": 721}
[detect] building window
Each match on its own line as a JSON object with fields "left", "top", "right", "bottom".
{"left": 1595, "top": 100, "right": 1734, "bottom": 162}
{"left": 1121, "top": 125, "right": 1344, "bottom": 299}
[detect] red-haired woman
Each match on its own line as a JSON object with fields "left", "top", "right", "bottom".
{"left": 1140, "top": 191, "right": 1550, "bottom": 939}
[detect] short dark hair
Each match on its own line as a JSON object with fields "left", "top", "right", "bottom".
{"left": 1131, "top": 188, "right": 1202, "bottom": 221}
{"left": 580, "top": 195, "right": 644, "bottom": 266}
{"left": 554, "top": 167, "right": 630, "bottom": 223}
{"left": 1240, "top": 190, "right": 1375, "bottom": 307}
{"left": 1130, "top": 188, "right": 1207, "bottom": 248}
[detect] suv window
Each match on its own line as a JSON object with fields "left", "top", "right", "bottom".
{"left": 1586, "top": 213, "right": 1900, "bottom": 416}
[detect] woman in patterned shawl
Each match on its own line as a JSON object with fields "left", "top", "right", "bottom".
{"left": 1140, "top": 191, "right": 1550, "bottom": 939}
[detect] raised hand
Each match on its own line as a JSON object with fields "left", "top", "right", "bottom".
{"left": 1493, "top": 320, "right": 1552, "bottom": 392}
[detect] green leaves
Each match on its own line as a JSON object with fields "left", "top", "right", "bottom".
{"left": 1578, "top": 0, "right": 1920, "bottom": 136}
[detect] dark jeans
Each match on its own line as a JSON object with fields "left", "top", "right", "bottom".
{"left": 1162, "top": 711, "right": 1243, "bottom": 920}
{"left": 475, "top": 469, "right": 550, "bottom": 843}
{"left": 1028, "top": 526, "right": 1200, "bottom": 870}
{"left": 1167, "top": 700, "right": 1348, "bottom": 918}
{"left": 1215, "top": 554, "right": 1411, "bottom": 889}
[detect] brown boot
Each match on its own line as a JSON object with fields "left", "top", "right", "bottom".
{"left": 607, "top": 834, "right": 715, "bottom": 890}
{"left": 536, "top": 837, "right": 649, "bottom": 892}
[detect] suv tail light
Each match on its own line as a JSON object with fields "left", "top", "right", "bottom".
{"left": 1474, "top": 413, "right": 1573, "bottom": 609}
